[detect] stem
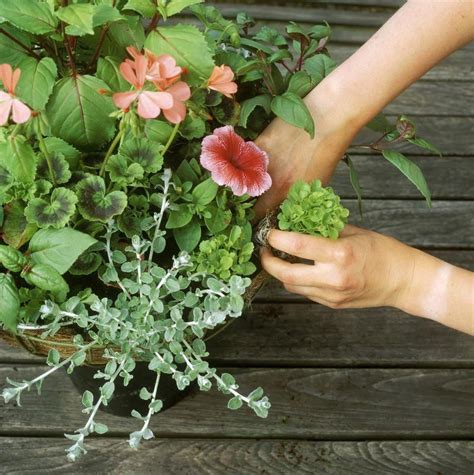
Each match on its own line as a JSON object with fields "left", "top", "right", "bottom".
{"left": 0, "top": 28, "right": 40, "bottom": 59}
{"left": 88, "top": 25, "right": 110, "bottom": 69}
{"left": 37, "top": 133, "right": 57, "bottom": 186}
{"left": 147, "top": 13, "right": 161, "bottom": 34}
{"left": 162, "top": 122, "right": 180, "bottom": 156}
{"left": 141, "top": 371, "right": 161, "bottom": 432}
{"left": 100, "top": 128, "right": 125, "bottom": 177}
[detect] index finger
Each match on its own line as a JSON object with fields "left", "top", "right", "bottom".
{"left": 267, "top": 229, "right": 340, "bottom": 262}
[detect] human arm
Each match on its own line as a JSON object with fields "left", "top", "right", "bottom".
{"left": 261, "top": 226, "right": 474, "bottom": 335}
{"left": 254, "top": 0, "right": 474, "bottom": 218}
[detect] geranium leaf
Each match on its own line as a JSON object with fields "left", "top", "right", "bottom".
{"left": 382, "top": 150, "right": 432, "bottom": 207}
{"left": 56, "top": 4, "right": 95, "bottom": 36}
{"left": 16, "top": 57, "right": 57, "bottom": 111}
{"left": 0, "top": 137, "right": 37, "bottom": 184}
{"left": 1, "top": 201, "right": 37, "bottom": 248}
{"left": 0, "top": 0, "right": 57, "bottom": 35}
{"left": 69, "top": 252, "right": 102, "bottom": 276}
{"left": 271, "top": 92, "right": 315, "bottom": 138}
{"left": 119, "top": 138, "right": 164, "bottom": 174}
{"left": 106, "top": 155, "right": 144, "bottom": 185}
{"left": 104, "top": 16, "right": 145, "bottom": 54}
{"left": 145, "top": 120, "right": 174, "bottom": 145}
{"left": 173, "top": 218, "right": 201, "bottom": 252}
{"left": 37, "top": 153, "right": 72, "bottom": 185}
{"left": 25, "top": 188, "right": 78, "bottom": 229}
{"left": 28, "top": 227, "right": 97, "bottom": 275}
{"left": 43, "top": 137, "right": 81, "bottom": 170}
{"left": 145, "top": 25, "right": 214, "bottom": 84}
{"left": 0, "top": 273, "right": 20, "bottom": 333}
{"left": 93, "top": 5, "right": 124, "bottom": 28}
{"left": 76, "top": 175, "right": 127, "bottom": 222}
{"left": 123, "top": 0, "right": 156, "bottom": 17}
{"left": 46, "top": 75, "right": 116, "bottom": 149}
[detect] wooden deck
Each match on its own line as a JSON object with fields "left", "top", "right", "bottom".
{"left": 1, "top": 1, "right": 473, "bottom": 473}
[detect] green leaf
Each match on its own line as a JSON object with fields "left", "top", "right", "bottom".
{"left": 25, "top": 188, "right": 77, "bottom": 229}
{"left": 179, "top": 115, "right": 206, "bottom": 140}
{"left": 105, "top": 16, "right": 145, "bottom": 53}
{"left": 22, "top": 263, "right": 69, "bottom": 301}
{"left": 28, "top": 227, "right": 97, "bottom": 275}
{"left": 382, "top": 150, "right": 431, "bottom": 206}
{"left": 69, "top": 251, "right": 101, "bottom": 276}
{"left": 0, "top": 26, "right": 31, "bottom": 66}
{"left": 76, "top": 175, "right": 127, "bottom": 222}
{"left": 46, "top": 75, "right": 116, "bottom": 149}
{"left": 1, "top": 201, "right": 37, "bottom": 248}
{"left": 408, "top": 137, "right": 442, "bottom": 157}
{"left": 93, "top": 5, "right": 124, "bottom": 28}
{"left": 303, "top": 54, "right": 337, "bottom": 84}
{"left": 173, "top": 218, "right": 201, "bottom": 252}
{"left": 309, "top": 22, "right": 331, "bottom": 40}
{"left": 239, "top": 94, "right": 272, "bottom": 128}
{"left": 37, "top": 153, "right": 71, "bottom": 185}
{"left": 0, "top": 137, "right": 37, "bottom": 184}
{"left": 0, "top": 0, "right": 57, "bottom": 35}
{"left": 56, "top": 4, "right": 95, "bottom": 36}
{"left": 15, "top": 57, "right": 57, "bottom": 111}
{"left": 271, "top": 92, "right": 315, "bottom": 138}
{"left": 345, "top": 156, "right": 363, "bottom": 217}
{"left": 47, "top": 348, "right": 60, "bottom": 365}
{"left": 205, "top": 206, "right": 231, "bottom": 234}
{"left": 227, "top": 396, "right": 243, "bottom": 410}
{"left": 166, "top": 205, "right": 193, "bottom": 229}
{"left": 43, "top": 138, "right": 80, "bottom": 169}
{"left": 145, "top": 120, "right": 174, "bottom": 145}
{"left": 287, "top": 71, "right": 317, "bottom": 98}
{"left": 0, "top": 273, "right": 20, "bottom": 333}
{"left": 165, "top": 0, "right": 204, "bottom": 17}
{"left": 94, "top": 423, "right": 109, "bottom": 435}
{"left": 124, "top": 0, "right": 156, "bottom": 17}
{"left": 119, "top": 138, "right": 164, "bottom": 174}
{"left": 97, "top": 57, "right": 130, "bottom": 92}
{"left": 145, "top": 25, "right": 214, "bottom": 84}
{"left": 192, "top": 178, "right": 218, "bottom": 205}
{"left": 106, "top": 155, "right": 144, "bottom": 185}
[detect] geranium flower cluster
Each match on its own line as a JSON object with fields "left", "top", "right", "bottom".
{"left": 113, "top": 47, "right": 191, "bottom": 123}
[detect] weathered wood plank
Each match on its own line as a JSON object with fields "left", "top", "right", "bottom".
{"left": 330, "top": 45, "right": 474, "bottom": 81}
{"left": 332, "top": 156, "right": 474, "bottom": 199}
{"left": 0, "top": 438, "right": 472, "bottom": 475}
{"left": 215, "top": 0, "right": 403, "bottom": 8}
{"left": 1, "top": 366, "right": 473, "bottom": 438}
{"left": 344, "top": 200, "right": 474, "bottom": 249}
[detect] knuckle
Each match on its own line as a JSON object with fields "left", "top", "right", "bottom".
{"left": 334, "top": 241, "right": 354, "bottom": 264}
{"left": 333, "top": 272, "right": 354, "bottom": 291}
{"left": 289, "top": 235, "right": 306, "bottom": 255}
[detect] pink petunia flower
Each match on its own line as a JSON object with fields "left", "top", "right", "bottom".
{"left": 113, "top": 53, "right": 173, "bottom": 119}
{"left": 200, "top": 126, "right": 272, "bottom": 197}
{"left": 0, "top": 64, "right": 32, "bottom": 126}
{"left": 207, "top": 65, "right": 238, "bottom": 99}
{"left": 162, "top": 81, "right": 191, "bottom": 124}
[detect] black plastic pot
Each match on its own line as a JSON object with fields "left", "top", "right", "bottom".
{"left": 68, "top": 362, "right": 194, "bottom": 417}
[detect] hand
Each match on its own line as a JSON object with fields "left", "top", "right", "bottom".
{"left": 253, "top": 84, "right": 358, "bottom": 220}
{"left": 260, "top": 225, "right": 415, "bottom": 309}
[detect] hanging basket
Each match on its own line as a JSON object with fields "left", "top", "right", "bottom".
{"left": 0, "top": 270, "right": 270, "bottom": 366}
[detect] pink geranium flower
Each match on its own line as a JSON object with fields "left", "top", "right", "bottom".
{"left": 162, "top": 81, "right": 191, "bottom": 124}
{"left": 200, "top": 126, "right": 272, "bottom": 197}
{"left": 113, "top": 53, "right": 173, "bottom": 119}
{"left": 0, "top": 64, "right": 31, "bottom": 126}
{"left": 207, "top": 65, "right": 238, "bottom": 99}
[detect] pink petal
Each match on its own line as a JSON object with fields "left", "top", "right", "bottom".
{"left": 0, "top": 64, "right": 14, "bottom": 93}
{"left": 245, "top": 170, "right": 272, "bottom": 197}
{"left": 113, "top": 91, "right": 138, "bottom": 110}
{"left": 137, "top": 91, "right": 173, "bottom": 119}
{"left": 210, "top": 65, "right": 235, "bottom": 85}
{"left": 0, "top": 95, "right": 12, "bottom": 126}
{"left": 168, "top": 81, "right": 191, "bottom": 102}
{"left": 11, "top": 68, "right": 21, "bottom": 92}
{"left": 119, "top": 62, "right": 139, "bottom": 88}
{"left": 11, "top": 98, "right": 31, "bottom": 124}
{"left": 208, "top": 82, "right": 238, "bottom": 98}
{"left": 134, "top": 55, "right": 148, "bottom": 89}
{"left": 126, "top": 46, "right": 141, "bottom": 60}
{"left": 163, "top": 100, "right": 187, "bottom": 124}
{"left": 239, "top": 141, "right": 270, "bottom": 169}
{"left": 157, "top": 54, "right": 182, "bottom": 78}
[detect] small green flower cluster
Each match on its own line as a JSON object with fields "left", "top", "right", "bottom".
{"left": 277, "top": 180, "right": 350, "bottom": 239}
{"left": 192, "top": 225, "right": 256, "bottom": 280}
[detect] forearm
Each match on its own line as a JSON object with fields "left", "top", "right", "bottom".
{"left": 308, "top": 0, "right": 474, "bottom": 133}
{"left": 395, "top": 249, "right": 474, "bottom": 335}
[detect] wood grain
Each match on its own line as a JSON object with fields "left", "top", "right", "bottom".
{"left": 1, "top": 366, "right": 473, "bottom": 438}
{"left": 0, "top": 438, "right": 472, "bottom": 475}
